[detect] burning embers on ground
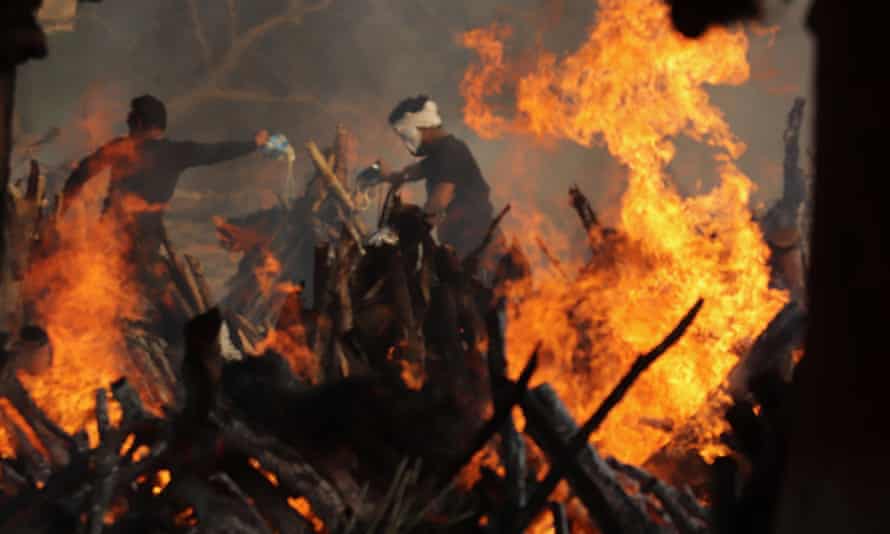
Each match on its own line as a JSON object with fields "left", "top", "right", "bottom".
{"left": 0, "top": 1, "right": 806, "bottom": 532}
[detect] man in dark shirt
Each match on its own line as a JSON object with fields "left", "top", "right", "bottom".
{"left": 382, "top": 95, "right": 501, "bottom": 261}
{"left": 62, "top": 94, "right": 267, "bottom": 270}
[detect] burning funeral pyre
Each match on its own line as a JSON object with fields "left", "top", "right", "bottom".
{"left": 0, "top": 1, "right": 809, "bottom": 532}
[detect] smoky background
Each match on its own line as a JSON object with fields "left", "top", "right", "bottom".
{"left": 14, "top": 0, "right": 814, "bottom": 294}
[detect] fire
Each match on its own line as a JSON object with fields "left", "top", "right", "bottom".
{"left": 173, "top": 506, "right": 198, "bottom": 527}
{"left": 248, "top": 457, "right": 279, "bottom": 487}
{"left": 287, "top": 496, "right": 326, "bottom": 533}
{"left": 212, "top": 215, "right": 273, "bottom": 253}
{"left": 457, "top": 442, "right": 504, "bottom": 490}
{"left": 461, "top": 0, "right": 787, "bottom": 465}
{"left": 12, "top": 170, "right": 155, "bottom": 451}
{"left": 152, "top": 469, "right": 172, "bottom": 495}
{"left": 253, "top": 286, "right": 319, "bottom": 382}
{"left": 254, "top": 247, "right": 282, "bottom": 297}
{"left": 0, "top": 398, "right": 49, "bottom": 458}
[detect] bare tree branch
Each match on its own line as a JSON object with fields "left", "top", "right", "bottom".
{"left": 187, "top": 0, "right": 213, "bottom": 67}
{"left": 167, "top": 0, "right": 335, "bottom": 121}
{"left": 304, "top": 0, "right": 335, "bottom": 13}
{"left": 226, "top": 0, "right": 238, "bottom": 41}
{"left": 195, "top": 87, "right": 319, "bottom": 106}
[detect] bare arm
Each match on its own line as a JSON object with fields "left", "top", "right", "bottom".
{"left": 383, "top": 162, "right": 424, "bottom": 184}
{"left": 424, "top": 181, "right": 455, "bottom": 226}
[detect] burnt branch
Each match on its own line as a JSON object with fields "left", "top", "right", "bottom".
{"left": 516, "top": 298, "right": 704, "bottom": 530}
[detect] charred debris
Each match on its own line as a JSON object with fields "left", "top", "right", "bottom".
{"left": 0, "top": 94, "right": 808, "bottom": 532}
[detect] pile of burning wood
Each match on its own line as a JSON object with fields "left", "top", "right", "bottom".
{"left": 0, "top": 103, "right": 807, "bottom": 532}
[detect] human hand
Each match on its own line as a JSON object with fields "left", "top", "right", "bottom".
{"left": 255, "top": 129, "right": 270, "bottom": 148}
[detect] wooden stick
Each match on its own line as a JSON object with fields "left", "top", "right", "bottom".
{"left": 306, "top": 141, "right": 358, "bottom": 218}
{"left": 523, "top": 384, "right": 649, "bottom": 534}
{"left": 516, "top": 298, "right": 704, "bottom": 531}
{"left": 551, "top": 502, "right": 570, "bottom": 534}
{"left": 438, "top": 348, "right": 539, "bottom": 488}
{"left": 463, "top": 203, "right": 510, "bottom": 272}
{"left": 535, "top": 236, "right": 571, "bottom": 281}
{"left": 606, "top": 458, "right": 708, "bottom": 534}
{"left": 184, "top": 254, "right": 214, "bottom": 310}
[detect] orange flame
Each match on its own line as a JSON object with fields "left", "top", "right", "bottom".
{"left": 11, "top": 170, "right": 156, "bottom": 452}
{"left": 153, "top": 469, "right": 172, "bottom": 495}
{"left": 248, "top": 457, "right": 279, "bottom": 487}
{"left": 253, "top": 286, "right": 319, "bottom": 382}
{"left": 461, "top": 0, "right": 787, "bottom": 465}
{"left": 288, "top": 496, "right": 326, "bottom": 533}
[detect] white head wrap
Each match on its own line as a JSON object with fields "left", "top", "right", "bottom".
{"left": 391, "top": 98, "right": 442, "bottom": 155}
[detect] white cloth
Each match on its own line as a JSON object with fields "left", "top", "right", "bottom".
{"left": 392, "top": 99, "right": 442, "bottom": 155}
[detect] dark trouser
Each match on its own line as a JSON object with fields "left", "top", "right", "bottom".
{"left": 439, "top": 200, "right": 507, "bottom": 275}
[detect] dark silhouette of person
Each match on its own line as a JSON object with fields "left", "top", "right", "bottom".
{"left": 62, "top": 94, "right": 268, "bottom": 271}
{"left": 381, "top": 95, "right": 502, "bottom": 264}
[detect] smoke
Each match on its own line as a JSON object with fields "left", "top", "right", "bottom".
{"left": 14, "top": 0, "right": 814, "bottom": 292}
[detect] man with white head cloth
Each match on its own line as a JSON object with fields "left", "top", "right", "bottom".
{"left": 382, "top": 95, "right": 502, "bottom": 266}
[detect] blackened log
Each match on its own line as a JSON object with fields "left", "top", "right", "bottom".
{"left": 81, "top": 387, "right": 133, "bottom": 534}
{"left": 517, "top": 298, "right": 703, "bottom": 531}
{"left": 569, "top": 185, "right": 599, "bottom": 232}
{"left": 386, "top": 245, "right": 424, "bottom": 362}
{"left": 550, "top": 501, "right": 570, "bottom": 534}
{"left": 0, "top": 460, "right": 26, "bottom": 495}
{"left": 312, "top": 243, "right": 330, "bottom": 312}
{"left": 727, "top": 301, "right": 805, "bottom": 402}
{"left": 522, "top": 384, "right": 653, "bottom": 534}
{"left": 484, "top": 300, "right": 526, "bottom": 525}
{"left": 216, "top": 415, "right": 348, "bottom": 528}
{"left": 209, "top": 472, "right": 278, "bottom": 534}
{"left": 710, "top": 457, "right": 739, "bottom": 534}
{"left": 110, "top": 378, "right": 147, "bottom": 424}
{"left": 217, "top": 455, "right": 312, "bottom": 534}
{"left": 782, "top": 98, "right": 807, "bottom": 209}
{"left": 463, "top": 203, "right": 510, "bottom": 275}
{"left": 436, "top": 349, "right": 537, "bottom": 497}
{"left": 606, "top": 457, "right": 708, "bottom": 534}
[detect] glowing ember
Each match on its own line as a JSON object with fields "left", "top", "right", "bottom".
{"left": 461, "top": 0, "right": 787, "bottom": 465}
{"left": 173, "top": 506, "right": 198, "bottom": 527}
{"left": 458, "top": 442, "right": 504, "bottom": 490}
{"left": 288, "top": 496, "right": 326, "bottom": 532}
{"left": 398, "top": 359, "right": 425, "bottom": 391}
{"left": 119, "top": 433, "right": 136, "bottom": 456}
{"left": 248, "top": 457, "right": 279, "bottom": 487}
{"left": 131, "top": 445, "right": 151, "bottom": 463}
{"left": 152, "top": 469, "right": 172, "bottom": 495}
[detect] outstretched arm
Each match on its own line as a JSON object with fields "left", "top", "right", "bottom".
{"left": 176, "top": 130, "right": 269, "bottom": 168}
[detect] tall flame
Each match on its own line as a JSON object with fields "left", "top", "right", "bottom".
{"left": 461, "top": 0, "right": 787, "bottom": 464}
{"left": 12, "top": 169, "right": 153, "bottom": 451}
